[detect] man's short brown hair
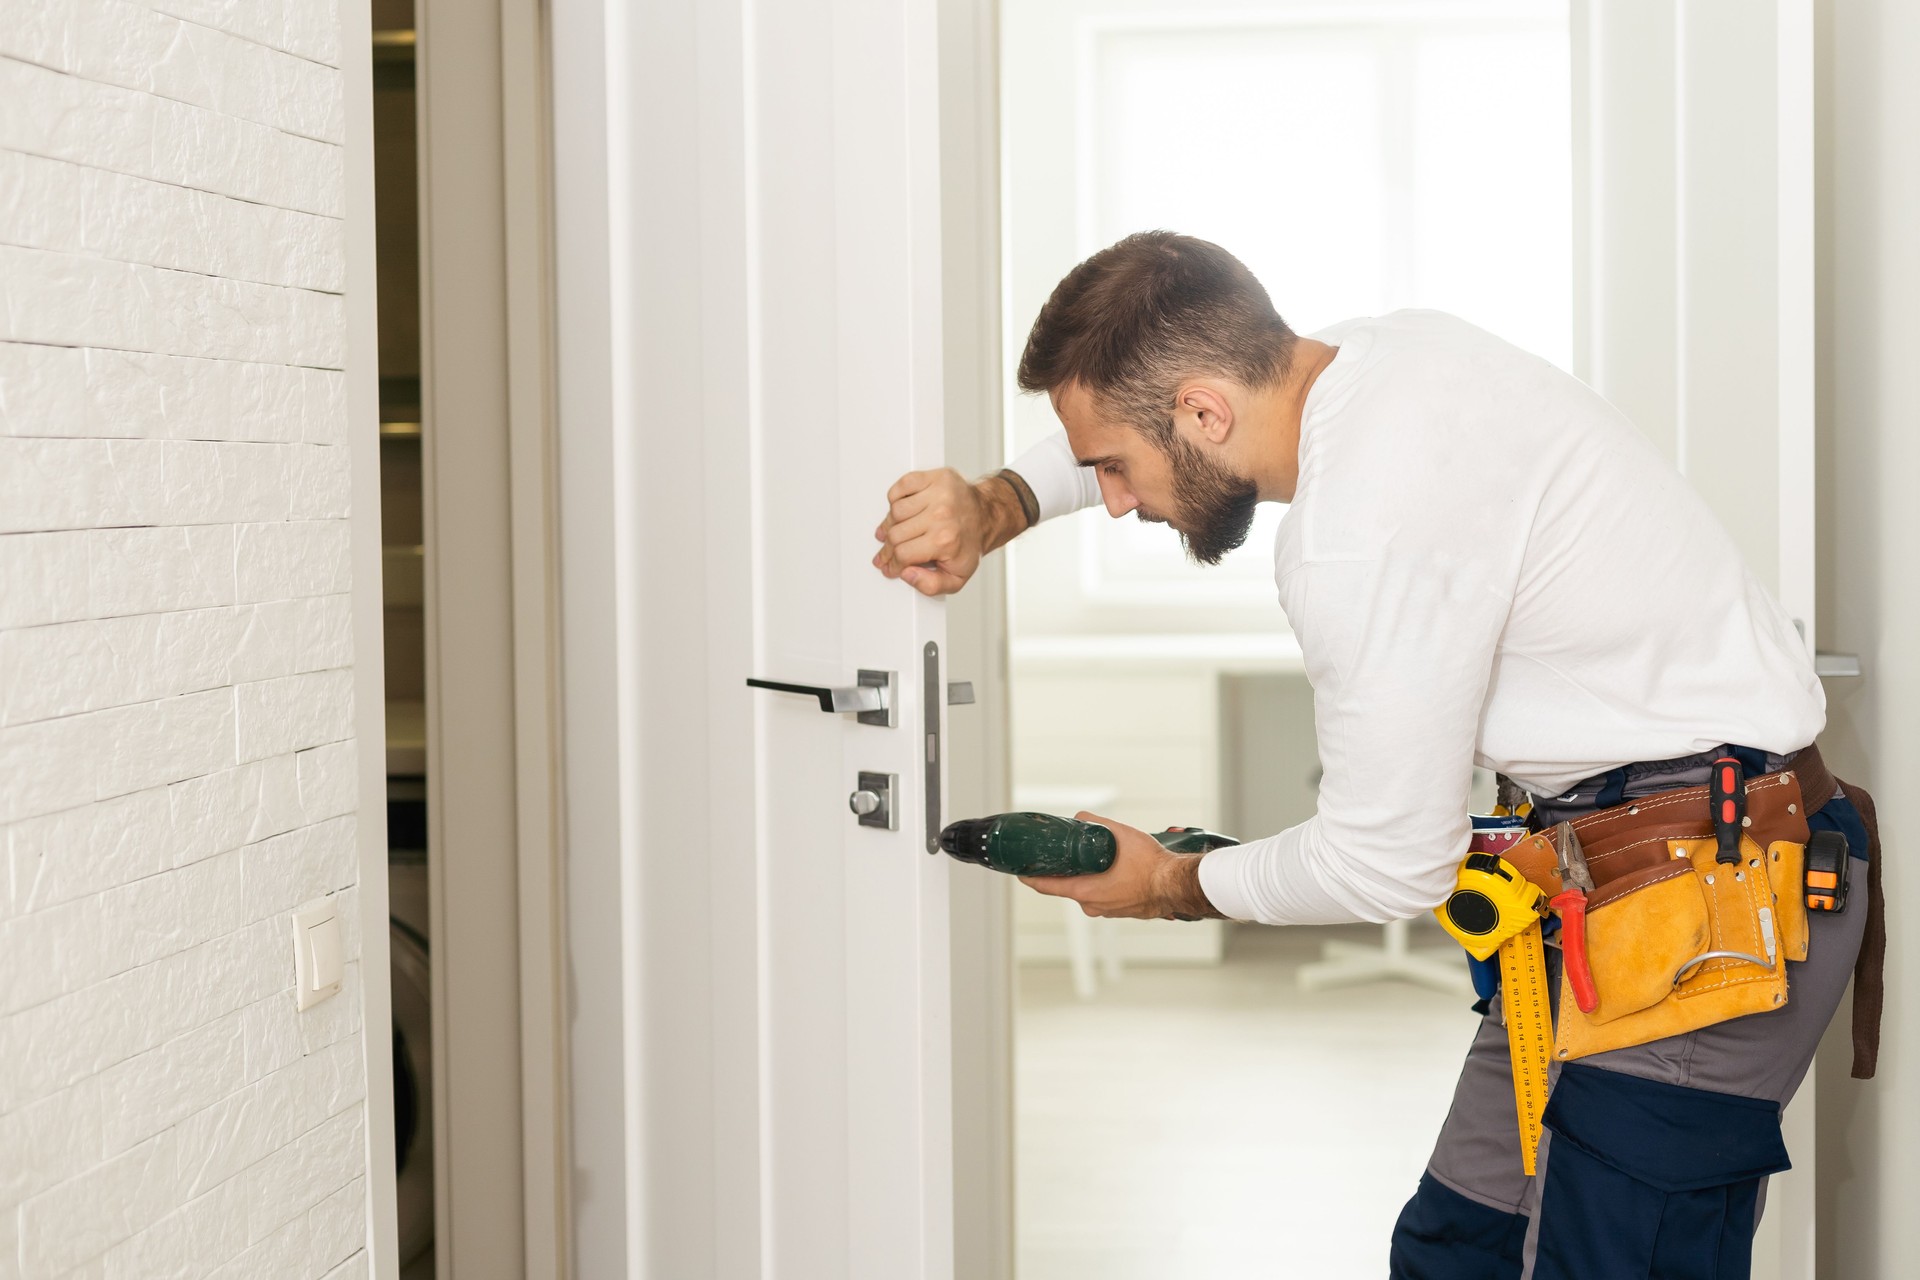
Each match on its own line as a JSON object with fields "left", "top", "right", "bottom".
{"left": 1016, "top": 231, "right": 1297, "bottom": 443}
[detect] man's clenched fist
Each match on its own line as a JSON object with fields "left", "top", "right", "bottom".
{"left": 872, "top": 467, "right": 1027, "bottom": 597}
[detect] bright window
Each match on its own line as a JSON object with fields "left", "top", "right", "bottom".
{"left": 1007, "top": 3, "right": 1571, "bottom": 627}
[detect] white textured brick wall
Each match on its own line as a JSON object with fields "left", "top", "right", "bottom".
{"left": 0, "top": 0, "right": 370, "bottom": 1273}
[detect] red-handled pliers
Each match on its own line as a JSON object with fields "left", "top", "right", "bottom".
{"left": 1551, "top": 822, "right": 1600, "bottom": 1015}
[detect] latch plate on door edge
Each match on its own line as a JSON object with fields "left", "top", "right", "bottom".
{"left": 923, "top": 642, "right": 942, "bottom": 852}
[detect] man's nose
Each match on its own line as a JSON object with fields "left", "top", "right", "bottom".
{"left": 1097, "top": 470, "right": 1138, "bottom": 518}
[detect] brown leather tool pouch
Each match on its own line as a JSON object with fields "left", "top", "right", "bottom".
{"left": 1502, "top": 768, "right": 1813, "bottom": 1063}
{"left": 1567, "top": 861, "right": 1710, "bottom": 1027}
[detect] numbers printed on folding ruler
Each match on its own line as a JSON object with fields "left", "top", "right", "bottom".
{"left": 1498, "top": 922, "right": 1553, "bottom": 1176}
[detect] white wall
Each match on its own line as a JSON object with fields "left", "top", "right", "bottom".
{"left": 1813, "top": 0, "right": 1920, "bottom": 1272}
{"left": 0, "top": 2, "right": 375, "bottom": 1276}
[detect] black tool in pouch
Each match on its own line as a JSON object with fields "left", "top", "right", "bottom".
{"left": 1804, "top": 829, "right": 1850, "bottom": 912}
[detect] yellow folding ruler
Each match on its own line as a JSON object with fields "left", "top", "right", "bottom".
{"left": 1436, "top": 852, "right": 1553, "bottom": 1175}
{"left": 1496, "top": 921, "right": 1552, "bottom": 1174}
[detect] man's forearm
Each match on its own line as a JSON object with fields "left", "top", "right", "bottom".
{"left": 1155, "top": 854, "right": 1225, "bottom": 922}
{"left": 977, "top": 471, "right": 1035, "bottom": 554}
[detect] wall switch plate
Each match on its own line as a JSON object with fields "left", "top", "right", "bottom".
{"left": 292, "top": 898, "right": 344, "bottom": 1011}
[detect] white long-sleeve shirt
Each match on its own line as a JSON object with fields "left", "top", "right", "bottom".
{"left": 1007, "top": 310, "right": 1825, "bottom": 925}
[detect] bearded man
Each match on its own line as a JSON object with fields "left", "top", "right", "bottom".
{"left": 871, "top": 231, "right": 1880, "bottom": 1280}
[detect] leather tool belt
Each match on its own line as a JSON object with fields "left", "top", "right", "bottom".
{"left": 1497, "top": 744, "right": 1881, "bottom": 1068}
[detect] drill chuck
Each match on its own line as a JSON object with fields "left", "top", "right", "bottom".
{"left": 936, "top": 818, "right": 1005, "bottom": 866}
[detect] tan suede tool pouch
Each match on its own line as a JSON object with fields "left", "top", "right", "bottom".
{"left": 1501, "top": 769, "right": 1814, "bottom": 1063}
{"left": 1553, "top": 833, "right": 1807, "bottom": 1061}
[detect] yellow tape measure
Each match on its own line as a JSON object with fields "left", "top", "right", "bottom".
{"left": 1498, "top": 922, "right": 1552, "bottom": 1176}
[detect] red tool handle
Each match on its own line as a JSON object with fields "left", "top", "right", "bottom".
{"left": 1711, "top": 756, "right": 1745, "bottom": 865}
{"left": 1552, "top": 889, "right": 1599, "bottom": 1014}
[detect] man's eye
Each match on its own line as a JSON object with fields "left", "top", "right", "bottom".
{"left": 1101, "top": 463, "right": 1122, "bottom": 477}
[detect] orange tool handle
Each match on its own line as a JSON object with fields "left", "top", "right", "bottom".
{"left": 1711, "top": 756, "right": 1745, "bottom": 865}
{"left": 1552, "top": 888, "right": 1599, "bottom": 1014}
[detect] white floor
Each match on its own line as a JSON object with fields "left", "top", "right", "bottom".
{"left": 1015, "top": 921, "right": 1483, "bottom": 1280}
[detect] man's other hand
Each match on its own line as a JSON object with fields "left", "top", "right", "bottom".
{"left": 1018, "top": 812, "right": 1223, "bottom": 921}
{"left": 872, "top": 468, "right": 1023, "bottom": 597}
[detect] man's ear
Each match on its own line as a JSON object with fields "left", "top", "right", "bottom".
{"left": 1177, "top": 382, "right": 1235, "bottom": 444}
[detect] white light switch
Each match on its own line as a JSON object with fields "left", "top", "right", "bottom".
{"left": 292, "top": 898, "right": 344, "bottom": 1011}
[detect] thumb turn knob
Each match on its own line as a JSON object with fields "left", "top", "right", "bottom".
{"left": 848, "top": 771, "right": 895, "bottom": 830}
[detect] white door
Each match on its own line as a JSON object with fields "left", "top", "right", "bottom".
{"left": 744, "top": 0, "right": 956, "bottom": 1275}
{"left": 550, "top": 0, "right": 954, "bottom": 1274}
{"left": 1573, "top": 1, "right": 1817, "bottom": 1273}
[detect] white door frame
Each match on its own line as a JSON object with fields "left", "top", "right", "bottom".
{"left": 543, "top": 0, "right": 628, "bottom": 1264}
{"left": 940, "top": 1, "right": 1018, "bottom": 1276}
{"left": 1571, "top": 2, "right": 1819, "bottom": 1273}
{"left": 414, "top": 0, "right": 571, "bottom": 1272}
{"left": 343, "top": 0, "right": 403, "bottom": 1272}
{"left": 497, "top": 0, "right": 574, "bottom": 1269}
{"left": 346, "top": 0, "right": 570, "bottom": 1272}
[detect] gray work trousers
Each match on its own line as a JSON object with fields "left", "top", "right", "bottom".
{"left": 1416, "top": 837, "right": 1866, "bottom": 1279}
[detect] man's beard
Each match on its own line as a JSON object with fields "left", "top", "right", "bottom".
{"left": 1139, "top": 431, "right": 1261, "bottom": 566}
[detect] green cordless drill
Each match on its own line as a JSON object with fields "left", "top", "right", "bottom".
{"left": 936, "top": 812, "right": 1240, "bottom": 877}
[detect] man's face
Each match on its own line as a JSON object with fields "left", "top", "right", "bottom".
{"left": 1051, "top": 382, "right": 1261, "bottom": 567}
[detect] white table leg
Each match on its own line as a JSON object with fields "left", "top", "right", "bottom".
{"left": 1098, "top": 918, "right": 1124, "bottom": 985}
{"left": 1063, "top": 899, "right": 1098, "bottom": 999}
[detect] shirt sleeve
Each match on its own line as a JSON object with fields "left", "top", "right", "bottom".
{"left": 1197, "top": 551, "right": 1511, "bottom": 924}
{"left": 1006, "top": 430, "right": 1102, "bottom": 523}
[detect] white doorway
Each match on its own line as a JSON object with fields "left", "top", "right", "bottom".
{"left": 992, "top": 0, "right": 1821, "bottom": 1276}
{"left": 996, "top": 2, "right": 1551, "bottom": 1277}
{"left": 536, "top": 0, "right": 1821, "bottom": 1273}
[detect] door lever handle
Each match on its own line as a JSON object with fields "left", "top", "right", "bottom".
{"left": 746, "top": 669, "right": 896, "bottom": 727}
{"left": 745, "top": 678, "right": 879, "bottom": 713}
